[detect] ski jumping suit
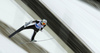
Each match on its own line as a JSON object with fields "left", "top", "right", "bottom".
{"left": 9, "top": 20, "right": 46, "bottom": 41}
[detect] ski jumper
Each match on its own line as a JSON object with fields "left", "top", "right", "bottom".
{"left": 9, "top": 20, "right": 46, "bottom": 41}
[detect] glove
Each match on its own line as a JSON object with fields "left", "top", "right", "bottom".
{"left": 39, "top": 29, "right": 43, "bottom": 32}
{"left": 24, "top": 22, "right": 28, "bottom": 28}
{"left": 29, "top": 20, "right": 33, "bottom": 24}
{"left": 24, "top": 20, "right": 33, "bottom": 28}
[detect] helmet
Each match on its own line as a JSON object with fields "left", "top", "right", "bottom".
{"left": 41, "top": 19, "right": 47, "bottom": 25}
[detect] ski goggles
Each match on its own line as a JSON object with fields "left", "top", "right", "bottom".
{"left": 42, "top": 22, "right": 46, "bottom": 25}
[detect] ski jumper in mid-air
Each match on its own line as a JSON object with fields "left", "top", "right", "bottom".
{"left": 8, "top": 19, "right": 47, "bottom": 42}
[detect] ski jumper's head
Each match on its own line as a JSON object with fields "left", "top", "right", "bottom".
{"left": 41, "top": 19, "right": 47, "bottom": 25}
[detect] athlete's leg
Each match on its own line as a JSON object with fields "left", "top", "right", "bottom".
{"left": 31, "top": 31, "right": 37, "bottom": 41}
{"left": 9, "top": 25, "right": 36, "bottom": 38}
{"left": 9, "top": 26, "right": 24, "bottom": 38}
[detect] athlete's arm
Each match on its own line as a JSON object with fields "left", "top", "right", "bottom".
{"left": 40, "top": 25, "right": 46, "bottom": 31}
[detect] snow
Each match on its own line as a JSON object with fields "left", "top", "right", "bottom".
{"left": 0, "top": 0, "right": 68, "bottom": 53}
{"left": 40, "top": 0, "right": 100, "bottom": 53}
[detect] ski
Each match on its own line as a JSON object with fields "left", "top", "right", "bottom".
{"left": 21, "top": 38, "right": 54, "bottom": 44}
{"left": 36, "top": 38, "right": 54, "bottom": 42}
